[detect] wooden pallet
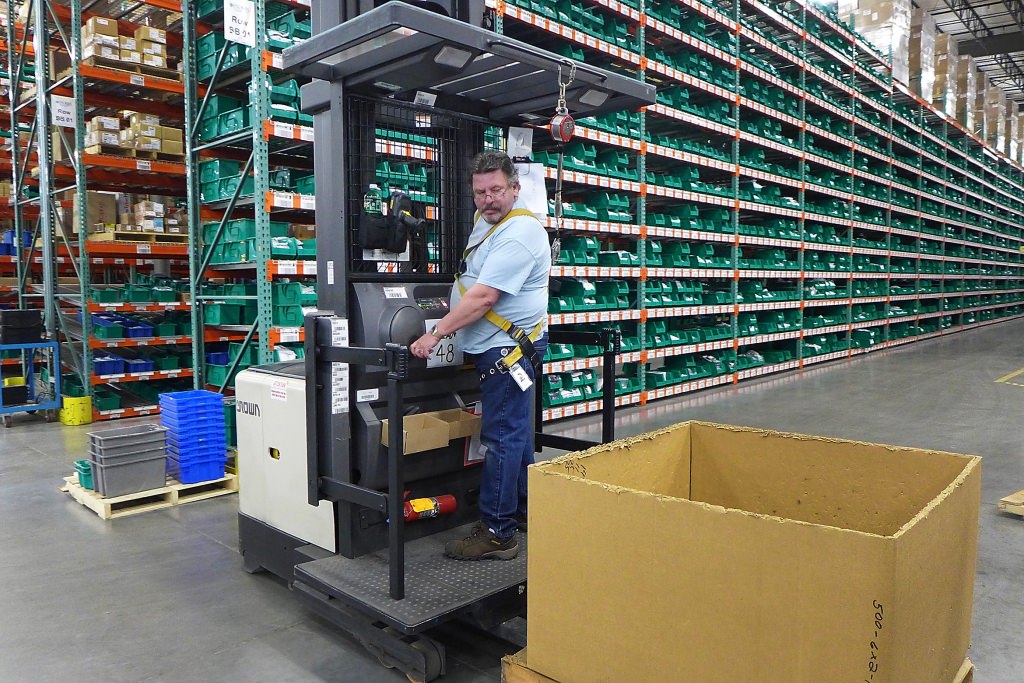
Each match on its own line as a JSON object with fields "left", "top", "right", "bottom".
{"left": 79, "top": 56, "right": 181, "bottom": 82}
{"left": 998, "top": 488, "right": 1024, "bottom": 517}
{"left": 133, "top": 149, "right": 186, "bottom": 163}
{"left": 501, "top": 651, "right": 974, "bottom": 683}
{"left": 84, "top": 144, "right": 135, "bottom": 158}
{"left": 88, "top": 230, "right": 189, "bottom": 244}
{"left": 60, "top": 472, "right": 238, "bottom": 520}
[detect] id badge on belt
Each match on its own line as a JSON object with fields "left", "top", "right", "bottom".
{"left": 508, "top": 360, "right": 533, "bottom": 391}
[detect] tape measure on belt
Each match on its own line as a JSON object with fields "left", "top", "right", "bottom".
{"left": 456, "top": 208, "right": 545, "bottom": 373}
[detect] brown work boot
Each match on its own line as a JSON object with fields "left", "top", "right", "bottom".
{"left": 444, "top": 522, "right": 519, "bottom": 560}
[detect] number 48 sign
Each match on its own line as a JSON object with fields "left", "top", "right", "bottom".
{"left": 224, "top": 0, "right": 256, "bottom": 47}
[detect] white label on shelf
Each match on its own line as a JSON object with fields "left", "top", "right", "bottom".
{"left": 299, "top": 194, "right": 315, "bottom": 211}
{"left": 413, "top": 91, "right": 437, "bottom": 107}
{"left": 51, "top": 95, "right": 76, "bottom": 128}
{"left": 136, "top": 160, "right": 151, "bottom": 171}
{"left": 273, "top": 121, "right": 293, "bottom": 138}
{"left": 357, "top": 388, "right": 379, "bottom": 403}
{"left": 299, "top": 126, "right": 314, "bottom": 142}
{"left": 273, "top": 191, "right": 295, "bottom": 208}
{"left": 130, "top": 74, "right": 145, "bottom": 86}
{"left": 137, "top": 244, "right": 151, "bottom": 254}
{"left": 278, "top": 327, "right": 300, "bottom": 343}
{"left": 271, "top": 379, "right": 288, "bottom": 401}
{"left": 224, "top": 0, "right": 257, "bottom": 47}
{"left": 277, "top": 260, "right": 297, "bottom": 275}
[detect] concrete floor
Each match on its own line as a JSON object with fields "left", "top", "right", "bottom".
{"left": 2, "top": 320, "right": 1023, "bottom": 682}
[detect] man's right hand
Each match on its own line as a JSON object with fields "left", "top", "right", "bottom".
{"left": 410, "top": 332, "right": 439, "bottom": 359}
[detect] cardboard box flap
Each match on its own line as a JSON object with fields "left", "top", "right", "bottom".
{"left": 380, "top": 413, "right": 449, "bottom": 454}
{"left": 433, "top": 408, "right": 481, "bottom": 440}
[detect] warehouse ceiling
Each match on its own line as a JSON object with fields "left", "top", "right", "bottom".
{"left": 922, "top": 0, "right": 1024, "bottom": 105}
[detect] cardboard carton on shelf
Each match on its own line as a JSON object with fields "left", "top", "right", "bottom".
{"left": 82, "top": 41, "right": 119, "bottom": 61}
{"left": 119, "top": 36, "right": 137, "bottom": 51}
{"left": 158, "top": 126, "right": 183, "bottom": 144}
{"left": 58, "top": 190, "right": 119, "bottom": 234}
{"left": 128, "top": 112, "right": 161, "bottom": 128}
{"left": 84, "top": 16, "right": 118, "bottom": 37}
{"left": 140, "top": 40, "right": 167, "bottom": 58}
{"left": 955, "top": 55, "right": 977, "bottom": 131}
{"left": 119, "top": 50, "right": 142, "bottom": 65}
{"left": 932, "top": 32, "right": 958, "bottom": 115}
{"left": 142, "top": 54, "right": 167, "bottom": 69}
{"left": 87, "top": 116, "right": 121, "bottom": 133}
{"left": 161, "top": 140, "right": 184, "bottom": 156}
{"left": 134, "top": 26, "right": 167, "bottom": 45}
{"left": 527, "top": 422, "right": 981, "bottom": 683}
{"left": 84, "top": 130, "right": 121, "bottom": 148}
{"left": 134, "top": 136, "right": 162, "bottom": 152}
{"left": 908, "top": 8, "right": 935, "bottom": 101}
{"left": 129, "top": 120, "right": 159, "bottom": 139}
{"left": 850, "top": 0, "right": 912, "bottom": 86}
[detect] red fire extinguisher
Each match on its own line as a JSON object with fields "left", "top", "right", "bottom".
{"left": 403, "top": 494, "right": 457, "bottom": 522}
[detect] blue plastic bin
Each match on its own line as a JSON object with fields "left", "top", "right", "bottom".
{"left": 94, "top": 356, "right": 125, "bottom": 375}
{"left": 158, "top": 390, "right": 223, "bottom": 409}
{"left": 166, "top": 454, "right": 227, "bottom": 484}
{"left": 124, "top": 358, "right": 155, "bottom": 373}
{"left": 205, "top": 351, "right": 230, "bottom": 365}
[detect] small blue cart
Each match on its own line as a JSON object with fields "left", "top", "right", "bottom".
{"left": 0, "top": 340, "right": 61, "bottom": 427}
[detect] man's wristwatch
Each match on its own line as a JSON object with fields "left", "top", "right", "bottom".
{"left": 430, "top": 325, "right": 451, "bottom": 339}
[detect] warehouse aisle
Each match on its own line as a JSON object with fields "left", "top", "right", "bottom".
{"left": 2, "top": 321, "right": 1023, "bottom": 682}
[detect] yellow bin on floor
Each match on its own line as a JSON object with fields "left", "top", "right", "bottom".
{"left": 59, "top": 396, "right": 92, "bottom": 426}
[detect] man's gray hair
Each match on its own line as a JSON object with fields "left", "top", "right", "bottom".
{"left": 470, "top": 150, "right": 519, "bottom": 184}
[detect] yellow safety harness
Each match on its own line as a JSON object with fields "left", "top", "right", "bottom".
{"left": 455, "top": 208, "right": 545, "bottom": 374}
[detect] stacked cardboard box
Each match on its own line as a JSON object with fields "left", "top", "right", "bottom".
{"left": 80, "top": 17, "right": 170, "bottom": 70}
{"left": 986, "top": 86, "right": 1008, "bottom": 153}
{"left": 909, "top": 9, "right": 935, "bottom": 101}
{"left": 84, "top": 115, "right": 125, "bottom": 150}
{"left": 933, "top": 33, "right": 958, "bottom": 116}
{"left": 133, "top": 199, "right": 165, "bottom": 233}
{"left": 1015, "top": 112, "right": 1024, "bottom": 164}
{"left": 974, "top": 71, "right": 989, "bottom": 139}
{"left": 956, "top": 55, "right": 977, "bottom": 131}
{"left": 847, "top": 0, "right": 912, "bottom": 86}
{"left": 1009, "top": 104, "right": 1021, "bottom": 163}
{"left": 116, "top": 112, "right": 183, "bottom": 156}
{"left": 57, "top": 190, "right": 118, "bottom": 235}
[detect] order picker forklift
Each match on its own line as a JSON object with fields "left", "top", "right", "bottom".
{"left": 234, "top": 2, "right": 655, "bottom": 680}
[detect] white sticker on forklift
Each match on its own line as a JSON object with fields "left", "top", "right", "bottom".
{"left": 357, "top": 388, "right": 379, "bottom": 402}
{"left": 383, "top": 286, "right": 408, "bottom": 299}
{"left": 271, "top": 380, "right": 287, "bottom": 401}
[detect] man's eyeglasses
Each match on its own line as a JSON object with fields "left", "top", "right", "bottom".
{"left": 473, "top": 186, "right": 510, "bottom": 201}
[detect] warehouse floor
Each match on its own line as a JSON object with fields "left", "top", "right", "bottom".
{"left": 2, "top": 321, "right": 1023, "bottom": 682}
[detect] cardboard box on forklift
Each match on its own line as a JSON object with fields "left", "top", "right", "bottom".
{"left": 527, "top": 421, "right": 981, "bottom": 683}
{"left": 433, "top": 408, "right": 482, "bottom": 440}
{"left": 380, "top": 413, "right": 450, "bottom": 454}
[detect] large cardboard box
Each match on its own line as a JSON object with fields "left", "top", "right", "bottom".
{"left": 161, "top": 139, "right": 183, "bottom": 155}
{"left": 84, "top": 130, "right": 120, "bottom": 148}
{"left": 158, "top": 125, "right": 183, "bottom": 143}
{"left": 82, "top": 41, "right": 118, "bottom": 61}
{"left": 142, "top": 54, "right": 167, "bottom": 69}
{"left": 58, "top": 190, "right": 119, "bottom": 233}
{"left": 933, "top": 32, "right": 958, "bottom": 115}
{"left": 140, "top": 39, "right": 167, "bottom": 57}
{"left": 850, "top": 0, "right": 911, "bottom": 86}
{"left": 528, "top": 422, "right": 981, "bottom": 683}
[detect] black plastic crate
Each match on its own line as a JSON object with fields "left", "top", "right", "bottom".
{"left": 2, "top": 385, "right": 28, "bottom": 406}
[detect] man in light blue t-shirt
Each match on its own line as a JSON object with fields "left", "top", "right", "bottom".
{"left": 411, "top": 151, "right": 550, "bottom": 560}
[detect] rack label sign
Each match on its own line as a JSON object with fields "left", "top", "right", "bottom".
{"left": 224, "top": 0, "right": 257, "bottom": 47}
{"left": 51, "top": 95, "right": 76, "bottom": 128}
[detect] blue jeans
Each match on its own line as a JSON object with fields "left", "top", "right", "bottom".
{"left": 473, "top": 336, "right": 547, "bottom": 541}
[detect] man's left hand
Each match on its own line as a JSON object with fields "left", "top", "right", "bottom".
{"left": 410, "top": 332, "right": 439, "bottom": 359}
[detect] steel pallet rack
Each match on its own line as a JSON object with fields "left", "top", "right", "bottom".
{"left": 494, "top": 0, "right": 1024, "bottom": 421}
{"left": 17, "top": 0, "right": 198, "bottom": 421}
{"left": 183, "top": 0, "right": 316, "bottom": 394}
